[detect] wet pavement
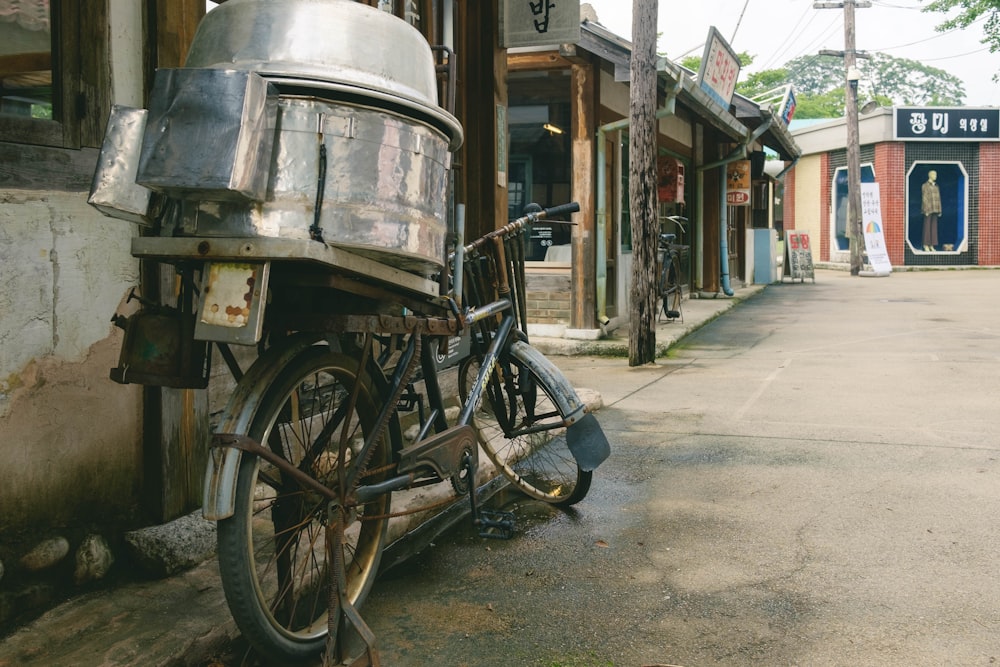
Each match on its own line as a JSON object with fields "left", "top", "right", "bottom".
{"left": 4, "top": 268, "right": 1000, "bottom": 666}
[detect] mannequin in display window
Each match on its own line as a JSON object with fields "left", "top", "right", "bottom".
{"left": 921, "top": 170, "right": 941, "bottom": 252}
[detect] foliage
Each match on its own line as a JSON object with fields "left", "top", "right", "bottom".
{"left": 677, "top": 45, "right": 967, "bottom": 119}
{"left": 780, "top": 53, "right": 965, "bottom": 109}
{"left": 923, "top": 0, "right": 1000, "bottom": 54}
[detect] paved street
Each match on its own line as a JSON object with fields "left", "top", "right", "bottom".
{"left": 363, "top": 269, "right": 1000, "bottom": 666}
{"left": 4, "top": 269, "right": 999, "bottom": 667}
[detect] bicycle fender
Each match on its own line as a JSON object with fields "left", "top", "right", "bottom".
{"left": 508, "top": 341, "right": 611, "bottom": 471}
{"left": 202, "top": 332, "right": 326, "bottom": 521}
{"left": 203, "top": 445, "right": 243, "bottom": 521}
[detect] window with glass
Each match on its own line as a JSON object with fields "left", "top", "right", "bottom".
{"left": 831, "top": 164, "right": 875, "bottom": 252}
{"left": 507, "top": 70, "right": 572, "bottom": 262}
{"left": 0, "top": 0, "right": 53, "bottom": 120}
{"left": 905, "top": 161, "right": 967, "bottom": 254}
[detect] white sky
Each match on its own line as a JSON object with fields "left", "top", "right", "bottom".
{"left": 584, "top": 0, "right": 1000, "bottom": 106}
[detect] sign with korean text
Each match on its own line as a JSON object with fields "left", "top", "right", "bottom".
{"left": 779, "top": 86, "right": 797, "bottom": 125}
{"left": 861, "top": 182, "right": 892, "bottom": 274}
{"left": 783, "top": 231, "right": 815, "bottom": 282}
{"left": 697, "top": 27, "right": 740, "bottom": 109}
{"left": 893, "top": 107, "right": 1000, "bottom": 142}
{"left": 726, "top": 160, "right": 751, "bottom": 206}
{"left": 500, "top": 0, "right": 581, "bottom": 48}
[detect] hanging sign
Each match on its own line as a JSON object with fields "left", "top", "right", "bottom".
{"left": 696, "top": 27, "right": 740, "bottom": 109}
{"left": 783, "top": 231, "right": 815, "bottom": 283}
{"left": 500, "top": 0, "right": 581, "bottom": 48}
{"left": 861, "top": 182, "right": 892, "bottom": 274}
{"left": 778, "top": 86, "right": 797, "bottom": 125}
{"left": 726, "top": 160, "right": 751, "bottom": 205}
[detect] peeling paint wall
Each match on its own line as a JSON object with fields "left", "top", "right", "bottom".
{"left": 0, "top": 191, "right": 144, "bottom": 533}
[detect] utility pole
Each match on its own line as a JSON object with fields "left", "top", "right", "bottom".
{"left": 815, "top": 0, "right": 870, "bottom": 276}
{"left": 628, "top": 0, "right": 658, "bottom": 366}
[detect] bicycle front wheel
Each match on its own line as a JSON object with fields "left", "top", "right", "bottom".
{"left": 216, "top": 345, "right": 391, "bottom": 663}
{"left": 459, "top": 355, "right": 591, "bottom": 506}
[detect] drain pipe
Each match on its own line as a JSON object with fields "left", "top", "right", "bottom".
{"left": 595, "top": 78, "right": 683, "bottom": 325}
{"left": 696, "top": 115, "right": 774, "bottom": 296}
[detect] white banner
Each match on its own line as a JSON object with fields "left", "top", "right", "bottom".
{"left": 861, "top": 182, "right": 892, "bottom": 274}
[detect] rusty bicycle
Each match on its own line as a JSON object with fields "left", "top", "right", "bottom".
{"left": 89, "top": 3, "right": 609, "bottom": 663}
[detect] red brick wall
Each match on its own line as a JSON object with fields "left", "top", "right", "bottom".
{"left": 784, "top": 167, "right": 795, "bottom": 231}
{"left": 874, "top": 142, "right": 906, "bottom": 266}
{"left": 819, "top": 154, "right": 831, "bottom": 262}
{"left": 979, "top": 142, "right": 1000, "bottom": 266}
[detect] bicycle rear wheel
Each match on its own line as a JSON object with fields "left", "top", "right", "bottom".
{"left": 216, "top": 345, "right": 391, "bottom": 663}
{"left": 659, "top": 252, "right": 683, "bottom": 322}
{"left": 459, "top": 355, "right": 591, "bottom": 506}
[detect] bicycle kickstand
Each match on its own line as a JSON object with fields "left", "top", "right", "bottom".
{"left": 463, "top": 451, "right": 515, "bottom": 539}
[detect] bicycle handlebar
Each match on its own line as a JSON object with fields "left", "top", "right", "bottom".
{"left": 462, "top": 202, "right": 580, "bottom": 255}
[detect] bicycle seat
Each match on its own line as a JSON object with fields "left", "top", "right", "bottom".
{"left": 659, "top": 233, "right": 677, "bottom": 245}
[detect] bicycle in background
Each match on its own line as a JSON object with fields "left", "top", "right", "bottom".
{"left": 658, "top": 215, "right": 689, "bottom": 323}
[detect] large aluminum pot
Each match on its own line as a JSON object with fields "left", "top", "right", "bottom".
{"left": 176, "top": 96, "right": 452, "bottom": 273}
{"left": 185, "top": 0, "right": 461, "bottom": 150}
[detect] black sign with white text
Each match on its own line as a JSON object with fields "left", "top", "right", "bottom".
{"left": 894, "top": 107, "right": 1000, "bottom": 141}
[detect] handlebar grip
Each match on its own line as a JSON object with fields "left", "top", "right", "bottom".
{"left": 543, "top": 202, "right": 580, "bottom": 218}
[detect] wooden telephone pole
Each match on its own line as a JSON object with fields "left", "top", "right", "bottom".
{"left": 816, "top": 0, "right": 870, "bottom": 276}
{"left": 628, "top": 0, "right": 659, "bottom": 366}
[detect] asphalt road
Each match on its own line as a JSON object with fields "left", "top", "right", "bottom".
{"left": 360, "top": 269, "right": 1000, "bottom": 667}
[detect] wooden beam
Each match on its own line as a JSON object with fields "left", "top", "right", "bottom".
{"left": 507, "top": 51, "right": 573, "bottom": 72}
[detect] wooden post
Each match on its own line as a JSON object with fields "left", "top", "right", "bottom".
{"left": 459, "top": 0, "right": 506, "bottom": 241}
{"left": 844, "top": 0, "right": 864, "bottom": 276}
{"left": 571, "top": 62, "right": 597, "bottom": 331}
{"left": 628, "top": 0, "right": 658, "bottom": 366}
{"left": 142, "top": 0, "right": 209, "bottom": 522}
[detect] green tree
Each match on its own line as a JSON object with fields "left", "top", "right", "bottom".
{"left": 782, "top": 53, "right": 964, "bottom": 107}
{"left": 923, "top": 0, "right": 1000, "bottom": 55}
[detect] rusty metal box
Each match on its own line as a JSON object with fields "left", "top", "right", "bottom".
{"left": 137, "top": 68, "right": 277, "bottom": 202}
{"left": 88, "top": 105, "right": 154, "bottom": 226}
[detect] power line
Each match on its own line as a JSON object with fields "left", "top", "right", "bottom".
{"left": 731, "top": 0, "right": 752, "bottom": 43}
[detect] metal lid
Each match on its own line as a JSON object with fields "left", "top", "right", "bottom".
{"left": 185, "top": 0, "right": 462, "bottom": 148}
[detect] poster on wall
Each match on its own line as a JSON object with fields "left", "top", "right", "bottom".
{"left": 861, "top": 182, "right": 892, "bottom": 274}
{"left": 726, "top": 160, "right": 750, "bottom": 205}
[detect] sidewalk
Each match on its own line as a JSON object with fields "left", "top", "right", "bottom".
{"left": 0, "top": 282, "right": 766, "bottom": 667}
{"left": 531, "top": 281, "right": 766, "bottom": 358}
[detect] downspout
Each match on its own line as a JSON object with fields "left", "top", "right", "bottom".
{"left": 697, "top": 114, "right": 774, "bottom": 297}
{"left": 595, "top": 78, "right": 683, "bottom": 325}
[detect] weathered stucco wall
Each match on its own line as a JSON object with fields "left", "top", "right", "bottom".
{"left": 0, "top": 190, "right": 144, "bottom": 534}
{"left": 791, "top": 154, "right": 824, "bottom": 256}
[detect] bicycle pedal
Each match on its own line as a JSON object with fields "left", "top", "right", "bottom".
{"left": 477, "top": 509, "right": 516, "bottom": 539}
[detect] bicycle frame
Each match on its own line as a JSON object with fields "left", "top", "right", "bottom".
{"left": 203, "top": 203, "right": 607, "bottom": 520}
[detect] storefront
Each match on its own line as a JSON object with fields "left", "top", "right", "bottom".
{"left": 789, "top": 106, "right": 1000, "bottom": 268}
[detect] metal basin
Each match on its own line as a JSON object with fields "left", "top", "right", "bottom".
{"left": 177, "top": 96, "right": 452, "bottom": 273}
{"left": 185, "top": 0, "right": 462, "bottom": 149}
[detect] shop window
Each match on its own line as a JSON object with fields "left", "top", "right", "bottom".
{"left": 507, "top": 73, "right": 572, "bottom": 262}
{"left": 620, "top": 130, "right": 631, "bottom": 252}
{"left": 830, "top": 164, "right": 875, "bottom": 252}
{"left": 905, "top": 161, "right": 967, "bottom": 254}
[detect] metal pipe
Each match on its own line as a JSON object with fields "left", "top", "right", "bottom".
{"left": 453, "top": 204, "right": 465, "bottom": 306}
{"left": 697, "top": 115, "right": 775, "bottom": 297}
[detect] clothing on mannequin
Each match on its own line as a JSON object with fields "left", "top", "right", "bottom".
{"left": 921, "top": 170, "right": 941, "bottom": 252}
